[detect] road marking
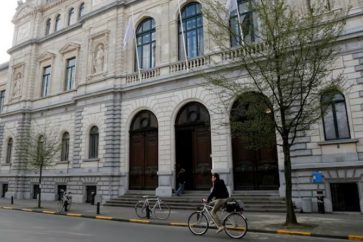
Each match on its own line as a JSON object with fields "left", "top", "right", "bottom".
{"left": 42, "top": 210, "right": 56, "bottom": 214}
{"left": 66, "top": 213, "right": 82, "bottom": 217}
{"left": 21, "top": 209, "right": 32, "bottom": 212}
{"left": 170, "top": 222, "right": 188, "bottom": 227}
{"left": 129, "top": 219, "right": 150, "bottom": 224}
{"left": 95, "top": 215, "right": 113, "bottom": 220}
{"left": 2, "top": 207, "right": 13, "bottom": 209}
{"left": 349, "top": 235, "right": 363, "bottom": 241}
{"left": 277, "top": 229, "right": 311, "bottom": 236}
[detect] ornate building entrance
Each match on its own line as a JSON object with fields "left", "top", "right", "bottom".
{"left": 129, "top": 111, "right": 158, "bottom": 190}
{"left": 175, "top": 102, "right": 212, "bottom": 190}
{"left": 230, "top": 93, "right": 279, "bottom": 190}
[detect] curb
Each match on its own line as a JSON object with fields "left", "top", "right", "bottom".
{"left": 1, "top": 206, "right": 362, "bottom": 241}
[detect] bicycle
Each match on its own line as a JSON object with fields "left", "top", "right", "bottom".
{"left": 188, "top": 199, "right": 248, "bottom": 239}
{"left": 134, "top": 196, "right": 171, "bottom": 220}
{"left": 57, "top": 192, "right": 72, "bottom": 213}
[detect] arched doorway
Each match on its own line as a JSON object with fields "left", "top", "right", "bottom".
{"left": 231, "top": 93, "right": 279, "bottom": 190}
{"left": 175, "top": 102, "right": 211, "bottom": 190}
{"left": 129, "top": 110, "right": 158, "bottom": 190}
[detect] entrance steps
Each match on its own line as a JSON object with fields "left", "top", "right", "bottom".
{"left": 104, "top": 190, "right": 288, "bottom": 212}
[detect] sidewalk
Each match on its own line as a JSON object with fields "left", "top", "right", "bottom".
{"left": 0, "top": 198, "right": 362, "bottom": 240}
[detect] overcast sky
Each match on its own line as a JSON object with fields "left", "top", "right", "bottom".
{"left": 0, "top": 1, "right": 18, "bottom": 64}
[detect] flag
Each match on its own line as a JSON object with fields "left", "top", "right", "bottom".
{"left": 123, "top": 17, "right": 134, "bottom": 49}
{"left": 225, "top": 0, "right": 238, "bottom": 19}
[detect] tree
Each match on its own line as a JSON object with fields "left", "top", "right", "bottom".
{"left": 201, "top": 0, "right": 349, "bottom": 225}
{"left": 25, "top": 128, "right": 61, "bottom": 208}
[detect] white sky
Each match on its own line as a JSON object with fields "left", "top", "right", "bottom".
{"left": 0, "top": 1, "right": 18, "bottom": 64}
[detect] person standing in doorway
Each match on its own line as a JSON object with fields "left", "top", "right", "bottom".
{"left": 176, "top": 165, "right": 186, "bottom": 196}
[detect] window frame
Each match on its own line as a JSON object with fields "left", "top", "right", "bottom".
{"left": 178, "top": 2, "right": 204, "bottom": 60}
{"left": 45, "top": 18, "right": 51, "bottom": 35}
{"left": 41, "top": 65, "right": 51, "bottom": 97}
{"left": 68, "top": 8, "right": 76, "bottom": 26}
{"left": 88, "top": 126, "right": 99, "bottom": 159}
{"left": 6, "top": 138, "right": 13, "bottom": 164}
{"left": 61, "top": 132, "right": 70, "bottom": 161}
{"left": 321, "top": 91, "right": 351, "bottom": 141}
{"left": 0, "top": 90, "right": 5, "bottom": 112}
{"left": 135, "top": 18, "right": 156, "bottom": 70}
{"left": 79, "top": 2, "right": 85, "bottom": 19}
{"left": 54, "top": 14, "right": 61, "bottom": 32}
{"left": 64, "top": 57, "right": 76, "bottom": 91}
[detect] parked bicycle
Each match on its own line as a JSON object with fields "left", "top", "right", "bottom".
{"left": 135, "top": 196, "right": 171, "bottom": 220}
{"left": 188, "top": 199, "right": 248, "bottom": 239}
{"left": 57, "top": 191, "right": 72, "bottom": 213}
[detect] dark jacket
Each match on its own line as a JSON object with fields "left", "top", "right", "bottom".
{"left": 207, "top": 179, "right": 229, "bottom": 202}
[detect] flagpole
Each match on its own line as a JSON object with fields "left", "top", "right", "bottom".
{"left": 177, "top": 0, "right": 189, "bottom": 71}
{"left": 131, "top": 6, "right": 142, "bottom": 82}
{"left": 234, "top": 0, "right": 244, "bottom": 46}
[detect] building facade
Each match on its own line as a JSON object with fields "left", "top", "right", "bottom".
{"left": 0, "top": 0, "right": 362, "bottom": 213}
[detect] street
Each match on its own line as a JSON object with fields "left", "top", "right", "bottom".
{"left": 0, "top": 209, "right": 347, "bottom": 242}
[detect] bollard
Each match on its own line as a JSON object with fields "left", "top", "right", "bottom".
{"left": 96, "top": 202, "right": 100, "bottom": 215}
{"left": 146, "top": 205, "right": 150, "bottom": 219}
{"left": 11, "top": 196, "right": 14, "bottom": 205}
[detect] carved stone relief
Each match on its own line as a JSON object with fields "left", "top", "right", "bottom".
{"left": 12, "top": 65, "right": 24, "bottom": 99}
{"left": 89, "top": 32, "right": 109, "bottom": 76}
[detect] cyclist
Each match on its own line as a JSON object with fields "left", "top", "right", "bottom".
{"left": 203, "top": 173, "right": 229, "bottom": 233}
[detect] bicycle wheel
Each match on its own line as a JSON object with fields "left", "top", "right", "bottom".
{"left": 223, "top": 212, "right": 248, "bottom": 239}
{"left": 154, "top": 201, "right": 171, "bottom": 220}
{"left": 188, "top": 211, "right": 209, "bottom": 236}
{"left": 135, "top": 201, "right": 147, "bottom": 218}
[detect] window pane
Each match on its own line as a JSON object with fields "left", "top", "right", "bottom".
{"left": 142, "top": 45, "right": 150, "bottom": 69}
{"left": 187, "top": 31, "right": 197, "bottom": 58}
{"left": 335, "top": 102, "right": 350, "bottom": 139}
{"left": 323, "top": 105, "right": 337, "bottom": 140}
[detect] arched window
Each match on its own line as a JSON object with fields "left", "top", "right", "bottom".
{"left": 61, "top": 132, "right": 70, "bottom": 161}
{"left": 6, "top": 138, "right": 13, "bottom": 164}
{"left": 321, "top": 91, "right": 350, "bottom": 140}
{"left": 136, "top": 18, "right": 156, "bottom": 70}
{"left": 79, "top": 2, "right": 85, "bottom": 19}
{"left": 178, "top": 2, "right": 203, "bottom": 60}
{"left": 68, "top": 8, "right": 76, "bottom": 26}
{"left": 89, "top": 126, "right": 99, "bottom": 159}
{"left": 45, "top": 18, "right": 51, "bottom": 35}
{"left": 229, "top": 0, "right": 255, "bottom": 47}
{"left": 54, "top": 14, "right": 61, "bottom": 31}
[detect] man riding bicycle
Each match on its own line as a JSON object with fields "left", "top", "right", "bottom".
{"left": 203, "top": 173, "right": 229, "bottom": 233}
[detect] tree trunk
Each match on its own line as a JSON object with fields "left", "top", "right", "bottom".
{"left": 282, "top": 135, "right": 298, "bottom": 225}
{"left": 38, "top": 164, "right": 43, "bottom": 209}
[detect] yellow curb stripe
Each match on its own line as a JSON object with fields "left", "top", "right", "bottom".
{"left": 42, "top": 210, "right": 56, "bottom": 214}
{"left": 2, "top": 207, "right": 13, "bottom": 209}
{"left": 349, "top": 235, "right": 363, "bottom": 241}
{"left": 170, "top": 222, "right": 188, "bottom": 227}
{"left": 277, "top": 230, "right": 311, "bottom": 236}
{"left": 129, "top": 219, "right": 150, "bottom": 224}
{"left": 66, "top": 213, "right": 82, "bottom": 217}
{"left": 21, "top": 209, "right": 33, "bottom": 212}
{"left": 95, "top": 216, "right": 113, "bottom": 220}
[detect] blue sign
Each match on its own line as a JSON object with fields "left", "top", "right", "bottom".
{"left": 312, "top": 171, "right": 324, "bottom": 184}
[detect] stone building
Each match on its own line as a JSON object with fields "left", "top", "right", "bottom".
{"left": 0, "top": 0, "right": 362, "bottom": 213}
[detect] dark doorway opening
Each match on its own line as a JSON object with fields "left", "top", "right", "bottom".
{"left": 331, "top": 183, "right": 360, "bottom": 212}
{"left": 175, "top": 102, "right": 212, "bottom": 190}
{"left": 33, "top": 184, "right": 40, "bottom": 200}
{"left": 57, "top": 185, "right": 67, "bottom": 201}
{"left": 86, "top": 185, "right": 97, "bottom": 203}
{"left": 2, "top": 184, "right": 8, "bottom": 198}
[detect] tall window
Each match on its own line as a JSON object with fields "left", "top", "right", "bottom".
{"left": 0, "top": 90, "right": 5, "bottom": 112}
{"left": 65, "top": 57, "right": 76, "bottom": 91}
{"left": 230, "top": 0, "right": 255, "bottom": 47}
{"left": 89, "top": 126, "right": 99, "bottom": 159}
{"left": 45, "top": 18, "right": 51, "bottom": 35}
{"left": 136, "top": 18, "right": 156, "bottom": 70}
{"left": 55, "top": 14, "right": 61, "bottom": 31}
{"left": 41, "top": 66, "right": 51, "bottom": 97}
{"left": 6, "top": 138, "right": 13, "bottom": 164}
{"left": 61, "top": 132, "right": 70, "bottom": 161}
{"left": 321, "top": 91, "right": 350, "bottom": 140}
{"left": 68, "top": 8, "right": 76, "bottom": 26}
{"left": 37, "top": 135, "right": 45, "bottom": 161}
{"left": 79, "top": 2, "right": 85, "bottom": 19}
{"left": 178, "top": 2, "right": 203, "bottom": 60}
